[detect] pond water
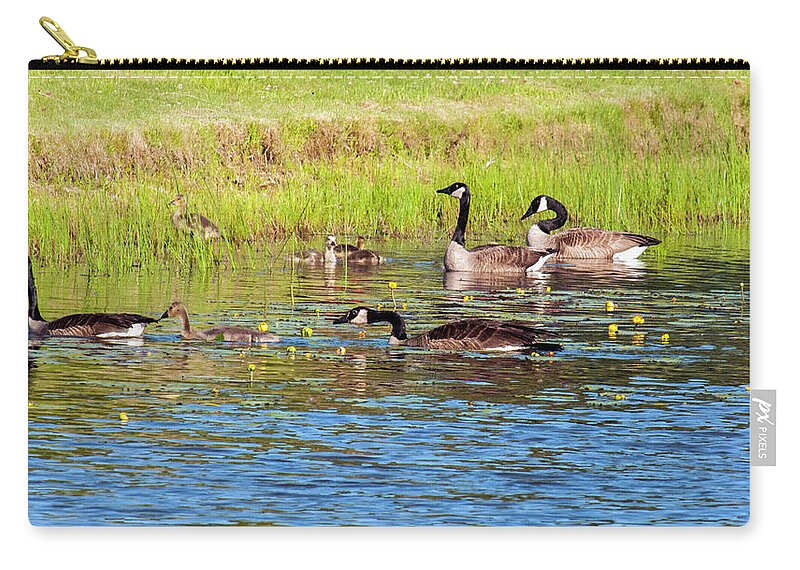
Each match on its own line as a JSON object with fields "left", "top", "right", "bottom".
{"left": 28, "top": 230, "right": 750, "bottom": 526}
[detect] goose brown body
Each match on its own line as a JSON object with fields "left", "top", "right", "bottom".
{"left": 522, "top": 195, "right": 660, "bottom": 260}
{"left": 438, "top": 183, "right": 555, "bottom": 274}
{"left": 334, "top": 236, "right": 366, "bottom": 258}
{"left": 170, "top": 195, "right": 220, "bottom": 240}
{"left": 160, "top": 301, "right": 280, "bottom": 343}
{"left": 333, "top": 307, "right": 562, "bottom": 352}
{"left": 28, "top": 258, "right": 157, "bottom": 338}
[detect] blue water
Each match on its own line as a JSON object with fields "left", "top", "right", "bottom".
{"left": 28, "top": 233, "right": 750, "bottom": 525}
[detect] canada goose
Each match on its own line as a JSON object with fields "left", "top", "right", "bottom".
{"left": 334, "top": 236, "right": 366, "bottom": 258}
{"left": 333, "top": 307, "right": 562, "bottom": 352}
{"left": 28, "top": 257, "right": 157, "bottom": 338}
{"left": 292, "top": 235, "right": 338, "bottom": 265}
{"left": 169, "top": 195, "right": 220, "bottom": 240}
{"left": 160, "top": 301, "right": 280, "bottom": 343}
{"left": 521, "top": 195, "right": 661, "bottom": 260}
{"left": 437, "top": 182, "right": 556, "bottom": 274}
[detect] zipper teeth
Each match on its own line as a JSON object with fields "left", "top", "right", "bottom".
{"left": 30, "top": 57, "right": 750, "bottom": 69}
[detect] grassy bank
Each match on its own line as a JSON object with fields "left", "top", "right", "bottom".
{"left": 28, "top": 70, "right": 749, "bottom": 269}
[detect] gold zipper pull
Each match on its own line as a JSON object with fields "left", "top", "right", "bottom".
{"left": 39, "top": 16, "right": 98, "bottom": 64}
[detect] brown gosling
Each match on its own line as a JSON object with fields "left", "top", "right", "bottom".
{"left": 292, "top": 235, "right": 338, "bottom": 265}
{"left": 169, "top": 195, "right": 220, "bottom": 240}
{"left": 160, "top": 301, "right": 280, "bottom": 343}
{"left": 333, "top": 235, "right": 366, "bottom": 258}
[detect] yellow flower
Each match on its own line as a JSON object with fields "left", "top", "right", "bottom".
{"left": 377, "top": 303, "right": 383, "bottom": 311}
{"left": 286, "top": 346, "right": 297, "bottom": 353}
{"left": 247, "top": 364, "right": 256, "bottom": 372}
{"left": 336, "top": 346, "right": 347, "bottom": 355}
{"left": 608, "top": 324, "right": 619, "bottom": 335}
{"left": 119, "top": 412, "right": 129, "bottom": 422}
{"left": 401, "top": 302, "right": 407, "bottom": 310}
{"left": 463, "top": 295, "right": 474, "bottom": 302}
{"left": 301, "top": 326, "right": 313, "bottom": 337}
{"left": 545, "top": 286, "right": 551, "bottom": 293}
{"left": 516, "top": 288, "right": 525, "bottom": 295}
{"left": 388, "top": 281, "right": 398, "bottom": 289}
{"left": 258, "top": 322, "right": 269, "bottom": 332}
{"left": 605, "top": 301, "right": 616, "bottom": 312}
{"left": 632, "top": 315, "right": 645, "bottom": 326}
{"left": 660, "top": 333, "right": 670, "bottom": 343}
{"left": 613, "top": 394, "right": 627, "bottom": 401}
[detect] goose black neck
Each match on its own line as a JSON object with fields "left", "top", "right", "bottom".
{"left": 369, "top": 309, "right": 408, "bottom": 341}
{"left": 538, "top": 198, "right": 568, "bottom": 234}
{"left": 28, "top": 258, "right": 44, "bottom": 321}
{"left": 452, "top": 189, "right": 471, "bottom": 246}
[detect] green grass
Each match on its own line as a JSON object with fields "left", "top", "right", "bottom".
{"left": 28, "top": 69, "right": 749, "bottom": 269}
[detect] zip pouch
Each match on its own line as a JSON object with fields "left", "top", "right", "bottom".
{"left": 28, "top": 17, "right": 751, "bottom": 526}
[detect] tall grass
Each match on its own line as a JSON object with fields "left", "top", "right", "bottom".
{"left": 28, "top": 70, "right": 749, "bottom": 269}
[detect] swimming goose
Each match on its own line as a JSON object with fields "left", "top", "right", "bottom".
{"left": 169, "top": 195, "right": 220, "bottom": 240}
{"left": 437, "top": 182, "right": 556, "bottom": 274}
{"left": 334, "top": 236, "right": 366, "bottom": 258}
{"left": 292, "top": 235, "right": 338, "bottom": 265}
{"left": 28, "top": 257, "right": 157, "bottom": 338}
{"left": 330, "top": 235, "right": 383, "bottom": 265}
{"left": 521, "top": 195, "right": 661, "bottom": 260}
{"left": 160, "top": 301, "right": 280, "bottom": 343}
{"left": 333, "top": 307, "right": 562, "bottom": 352}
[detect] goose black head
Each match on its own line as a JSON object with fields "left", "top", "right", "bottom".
{"left": 332, "top": 307, "right": 371, "bottom": 325}
{"left": 520, "top": 195, "right": 552, "bottom": 221}
{"left": 436, "top": 182, "right": 470, "bottom": 200}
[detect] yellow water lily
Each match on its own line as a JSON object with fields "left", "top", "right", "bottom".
{"left": 258, "top": 322, "right": 269, "bottom": 332}
{"left": 545, "top": 286, "right": 551, "bottom": 293}
{"left": 301, "top": 326, "right": 313, "bottom": 337}
{"left": 516, "top": 288, "right": 525, "bottom": 295}
{"left": 247, "top": 363, "right": 256, "bottom": 372}
{"left": 632, "top": 315, "right": 645, "bottom": 326}
{"left": 119, "top": 412, "right": 129, "bottom": 422}
{"left": 605, "top": 301, "right": 616, "bottom": 312}
{"left": 388, "top": 281, "right": 398, "bottom": 289}
{"left": 286, "top": 346, "right": 297, "bottom": 353}
{"left": 608, "top": 324, "right": 619, "bottom": 335}
{"left": 660, "top": 333, "right": 670, "bottom": 343}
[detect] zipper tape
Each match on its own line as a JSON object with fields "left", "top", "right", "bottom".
{"left": 29, "top": 57, "right": 750, "bottom": 70}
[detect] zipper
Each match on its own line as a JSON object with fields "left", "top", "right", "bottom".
{"left": 31, "top": 16, "right": 749, "bottom": 70}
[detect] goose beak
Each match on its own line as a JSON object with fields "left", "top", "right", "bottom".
{"left": 332, "top": 314, "right": 350, "bottom": 324}
{"left": 436, "top": 187, "right": 451, "bottom": 194}
{"left": 160, "top": 310, "right": 170, "bottom": 320}
{"left": 520, "top": 205, "right": 536, "bottom": 221}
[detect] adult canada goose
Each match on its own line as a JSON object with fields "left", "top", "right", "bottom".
{"left": 292, "top": 235, "right": 337, "bottom": 265}
{"left": 437, "top": 182, "right": 556, "bottom": 274}
{"left": 160, "top": 301, "right": 280, "bottom": 343}
{"left": 334, "top": 236, "right": 366, "bottom": 258}
{"left": 521, "top": 195, "right": 661, "bottom": 260}
{"left": 169, "top": 195, "right": 220, "bottom": 240}
{"left": 333, "top": 307, "right": 562, "bottom": 352}
{"left": 28, "top": 257, "right": 157, "bottom": 338}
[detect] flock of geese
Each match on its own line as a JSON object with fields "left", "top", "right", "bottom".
{"left": 28, "top": 182, "right": 660, "bottom": 352}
